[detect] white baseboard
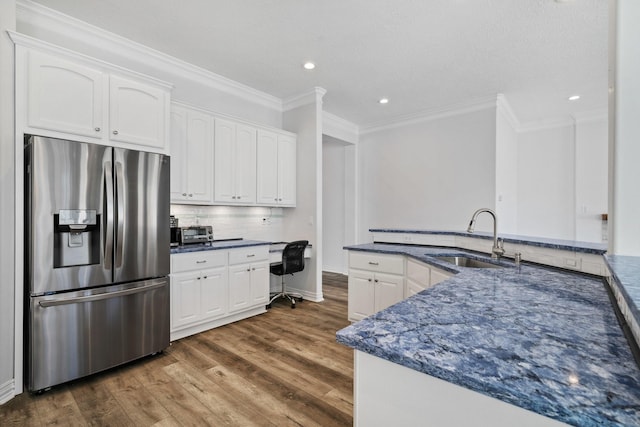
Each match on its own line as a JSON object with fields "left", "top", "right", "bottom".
{"left": 0, "top": 378, "right": 15, "bottom": 405}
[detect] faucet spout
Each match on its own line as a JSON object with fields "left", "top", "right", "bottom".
{"left": 466, "top": 208, "right": 504, "bottom": 259}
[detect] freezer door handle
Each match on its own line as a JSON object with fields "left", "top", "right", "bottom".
{"left": 115, "top": 161, "right": 125, "bottom": 268}
{"left": 104, "top": 161, "right": 114, "bottom": 270}
{"left": 38, "top": 280, "right": 166, "bottom": 308}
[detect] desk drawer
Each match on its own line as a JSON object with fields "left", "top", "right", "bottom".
{"left": 229, "top": 246, "right": 269, "bottom": 265}
{"left": 172, "top": 250, "right": 227, "bottom": 273}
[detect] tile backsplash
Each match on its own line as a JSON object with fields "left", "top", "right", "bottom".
{"left": 170, "top": 205, "right": 284, "bottom": 242}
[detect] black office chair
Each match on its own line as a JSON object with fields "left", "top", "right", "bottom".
{"left": 267, "top": 240, "right": 308, "bottom": 309}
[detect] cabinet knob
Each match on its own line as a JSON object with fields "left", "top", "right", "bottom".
{"left": 94, "top": 127, "right": 101, "bottom": 132}
{"left": 246, "top": 268, "right": 251, "bottom": 272}
{"left": 237, "top": 196, "right": 241, "bottom": 199}
{"left": 368, "top": 278, "right": 372, "bottom": 282}
{"left": 279, "top": 198, "right": 282, "bottom": 201}
{"left": 182, "top": 193, "right": 187, "bottom": 196}
{"left": 197, "top": 277, "right": 201, "bottom": 280}
{"left": 274, "top": 198, "right": 278, "bottom": 201}
{"left": 112, "top": 130, "right": 119, "bottom": 135}
{"left": 188, "top": 193, "right": 193, "bottom": 197}
{"left": 252, "top": 268, "right": 255, "bottom": 271}
{"left": 374, "top": 279, "right": 379, "bottom": 283}
{"left": 232, "top": 196, "right": 237, "bottom": 199}
{"left": 203, "top": 276, "right": 208, "bottom": 279}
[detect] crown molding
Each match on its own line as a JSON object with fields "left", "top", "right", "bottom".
{"left": 323, "top": 112, "right": 359, "bottom": 144}
{"left": 360, "top": 95, "right": 498, "bottom": 135}
{"left": 282, "top": 87, "right": 327, "bottom": 112}
{"left": 16, "top": 0, "right": 283, "bottom": 111}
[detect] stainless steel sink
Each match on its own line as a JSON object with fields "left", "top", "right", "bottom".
{"left": 434, "top": 256, "right": 503, "bottom": 269}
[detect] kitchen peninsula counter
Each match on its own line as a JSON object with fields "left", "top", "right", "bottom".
{"left": 337, "top": 243, "right": 640, "bottom": 426}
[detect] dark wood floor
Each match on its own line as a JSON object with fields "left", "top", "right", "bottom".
{"left": 1, "top": 272, "right": 353, "bottom": 426}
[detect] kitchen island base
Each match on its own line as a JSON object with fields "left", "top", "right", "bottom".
{"left": 354, "top": 351, "right": 567, "bottom": 427}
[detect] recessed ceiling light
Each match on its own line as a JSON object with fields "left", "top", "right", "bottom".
{"left": 568, "top": 95, "right": 581, "bottom": 101}
{"left": 378, "top": 98, "right": 389, "bottom": 104}
{"left": 303, "top": 62, "right": 315, "bottom": 70}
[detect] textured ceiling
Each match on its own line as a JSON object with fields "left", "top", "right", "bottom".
{"left": 28, "top": 0, "right": 608, "bottom": 128}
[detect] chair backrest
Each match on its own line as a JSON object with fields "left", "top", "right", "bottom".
{"left": 282, "top": 240, "right": 308, "bottom": 275}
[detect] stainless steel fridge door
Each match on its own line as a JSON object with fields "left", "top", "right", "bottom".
{"left": 27, "top": 278, "right": 169, "bottom": 392}
{"left": 26, "top": 136, "right": 112, "bottom": 295}
{"left": 113, "top": 148, "right": 170, "bottom": 283}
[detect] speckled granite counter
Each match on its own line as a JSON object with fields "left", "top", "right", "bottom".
{"left": 337, "top": 243, "right": 640, "bottom": 426}
{"left": 370, "top": 228, "right": 608, "bottom": 254}
{"left": 170, "top": 239, "right": 270, "bottom": 254}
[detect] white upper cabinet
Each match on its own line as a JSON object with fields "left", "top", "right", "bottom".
{"left": 26, "top": 49, "right": 105, "bottom": 139}
{"left": 214, "top": 118, "right": 257, "bottom": 205}
{"left": 109, "top": 75, "right": 167, "bottom": 150}
{"left": 15, "top": 37, "right": 171, "bottom": 153}
{"left": 256, "top": 129, "right": 296, "bottom": 206}
{"left": 170, "top": 104, "right": 214, "bottom": 203}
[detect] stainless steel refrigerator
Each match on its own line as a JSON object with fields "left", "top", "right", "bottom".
{"left": 24, "top": 135, "right": 170, "bottom": 392}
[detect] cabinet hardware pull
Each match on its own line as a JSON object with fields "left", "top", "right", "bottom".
{"left": 188, "top": 193, "right": 193, "bottom": 197}
{"left": 274, "top": 198, "right": 278, "bottom": 201}
{"left": 182, "top": 192, "right": 187, "bottom": 196}
{"left": 197, "top": 277, "right": 201, "bottom": 280}
{"left": 237, "top": 196, "right": 241, "bottom": 199}
{"left": 279, "top": 198, "right": 282, "bottom": 201}
{"left": 232, "top": 196, "right": 237, "bottom": 199}
{"left": 94, "top": 127, "right": 101, "bottom": 132}
{"left": 203, "top": 276, "right": 207, "bottom": 279}
{"left": 368, "top": 278, "right": 372, "bottom": 282}
{"left": 113, "top": 130, "right": 119, "bottom": 135}
{"left": 374, "top": 279, "right": 379, "bottom": 283}
{"left": 368, "top": 262, "right": 379, "bottom": 266}
{"left": 196, "top": 260, "right": 207, "bottom": 264}
{"left": 246, "top": 268, "right": 251, "bottom": 272}
{"left": 247, "top": 254, "right": 255, "bottom": 257}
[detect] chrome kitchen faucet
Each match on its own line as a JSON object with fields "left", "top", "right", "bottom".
{"left": 466, "top": 208, "right": 505, "bottom": 259}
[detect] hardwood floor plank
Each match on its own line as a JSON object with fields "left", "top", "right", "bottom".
{"left": 0, "top": 272, "right": 353, "bottom": 427}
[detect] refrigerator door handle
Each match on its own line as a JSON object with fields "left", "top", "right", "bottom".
{"left": 38, "top": 280, "right": 166, "bottom": 307}
{"left": 115, "top": 161, "right": 125, "bottom": 268}
{"left": 104, "top": 161, "right": 114, "bottom": 270}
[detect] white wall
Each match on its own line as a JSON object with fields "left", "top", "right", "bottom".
{"left": 517, "top": 125, "right": 576, "bottom": 240}
{"left": 322, "top": 137, "right": 347, "bottom": 274}
{"left": 0, "top": 0, "right": 16, "bottom": 404}
{"left": 357, "top": 107, "right": 497, "bottom": 242}
{"left": 495, "top": 103, "right": 519, "bottom": 234}
{"left": 611, "top": 0, "right": 640, "bottom": 255}
{"left": 575, "top": 116, "right": 608, "bottom": 242}
{"left": 282, "top": 94, "right": 324, "bottom": 301}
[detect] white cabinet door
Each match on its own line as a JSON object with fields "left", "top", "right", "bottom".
{"left": 430, "top": 268, "right": 451, "bottom": 286}
{"left": 170, "top": 106, "right": 213, "bottom": 203}
{"left": 214, "top": 118, "right": 236, "bottom": 203}
{"left": 169, "top": 106, "right": 188, "bottom": 201}
{"left": 256, "top": 130, "right": 279, "bottom": 204}
{"left": 200, "top": 266, "right": 228, "bottom": 320}
{"left": 348, "top": 270, "right": 375, "bottom": 322}
{"left": 228, "top": 264, "right": 252, "bottom": 313}
{"left": 374, "top": 272, "right": 404, "bottom": 313}
{"left": 234, "top": 124, "right": 257, "bottom": 203}
{"left": 26, "top": 49, "right": 105, "bottom": 139}
{"left": 250, "top": 261, "right": 269, "bottom": 305}
{"left": 214, "top": 119, "right": 257, "bottom": 204}
{"left": 277, "top": 134, "right": 297, "bottom": 206}
{"left": 109, "top": 74, "right": 167, "bottom": 150}
{"left": 256, "top": 130, "right": 296, "bottom": 206}
{"left": 171, "top": 271, "right": 201, "bottom": 329}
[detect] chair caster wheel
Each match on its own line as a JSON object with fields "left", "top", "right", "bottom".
{"left": 291, "top": 301, "right": 296, "bottom": 309}
{"left": 266, "top": 304, "right": 272, "bottom": 309}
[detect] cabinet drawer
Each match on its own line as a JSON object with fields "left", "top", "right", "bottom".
{"left": 172, "top": 250, "right": 227, "bottom": 273}
{"left": 228, "top": 246, "right": 269, "bottom": 265}
{"left": 349, "top": 251, "right": 404, "bottom": 275}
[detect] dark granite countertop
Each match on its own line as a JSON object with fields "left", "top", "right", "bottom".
{"left": 338, "top": 243, "right": 640, "bottom": 427}
{"left": 605, "top": 255, "right": 640, "bottom": 334}
{"left": 370, "top": 228, "right": 608, "bottom": 255}
{"left": 170, "top": 239, "right": 270, "bottom": 254}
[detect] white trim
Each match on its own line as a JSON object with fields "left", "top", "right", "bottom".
{"left": 16, "top": 0, "right": 282, "bottom": 111}
{"left": 572, "top": 109, "right": 608, "bottom": 124}
{"left": 0, "top": 379, "right": 15, "bottom": 405}
{"left": 496, "top": 93, "right": 521, "bottom": 130}
{"left": 323, "top": 111, "right": 359, "bottom": 144}
{"left": 517, "top": 116, "right": 575, "bottom": 133}
{"left": 283, "top": 87, "right": 327, "bottom": 112}
{"left": 360, "top": 95, "right": 498, "bottom": 135}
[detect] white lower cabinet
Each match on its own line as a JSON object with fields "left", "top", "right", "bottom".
{"left": 228, "top": 246, "right": 270, "bottom": 313}
{"left": 348, "top": 251, "right": 453, "bottom": 322}
{"left": 348, "top": 252, "right": 405, "bottom": 322}
{"left": 170, "top": 245, "right": 270, "bottom": 341}
{"left": 406, "top": 258, "right": 452, "bottom": 297}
